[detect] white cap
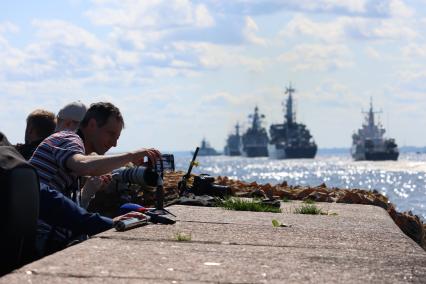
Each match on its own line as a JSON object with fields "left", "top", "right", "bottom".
{"left": 57, "top": 101, "right": 87, "bottom": 122}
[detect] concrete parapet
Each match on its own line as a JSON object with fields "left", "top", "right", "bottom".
{"left": 1, "top": 202, "right": 426, "bottom": 283}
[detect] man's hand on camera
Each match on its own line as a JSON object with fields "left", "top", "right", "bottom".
{"left": 132, "top": 148, "right": 161, "bottom": 167}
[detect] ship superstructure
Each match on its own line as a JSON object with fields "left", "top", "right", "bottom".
{"left": 224, "top": 123, "right": 242, "bottom": 156}
{"left": 241, "top": 106, "right": 269, "bottom": 157}
{"left": 351, "top": 99, "right": 398, "bottom": 161}
{"left": 196, "top": 138, "right": 220, "bottom": 156}
{"left": 268, "top": 83, "right": 317, "bottom": 159}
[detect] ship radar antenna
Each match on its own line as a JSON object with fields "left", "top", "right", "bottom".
{"left": 248, "top": 105, "right": 265, "bottom": 130}
{"left": 285, "top": 82, "right": 295, "bottom": 96}
{"left": 362, "top": 97, "right": 382, "bottom": 128}
{"left": 284, "top": 82, "right": 296, "bottom": 124}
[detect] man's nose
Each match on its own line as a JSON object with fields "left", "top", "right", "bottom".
{"left": 110, "top": 138, "right": 117, "bottom": 148}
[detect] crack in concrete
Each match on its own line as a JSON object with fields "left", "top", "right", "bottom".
{"left": 94, "top": 235, "right": 400, "bottom": 253}
{"left": 18, "top": 270, "right": 244, "bottom": 283}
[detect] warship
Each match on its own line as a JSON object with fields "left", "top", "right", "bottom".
{"left": 195, "top": 138, "right": 220, "bottom": 156}
{"left": 241, "top": 106, "right": 269, "bottom": 157}
{"left": 268, "top": 84, "right": 317, "bottom": 159}
{"left": 351, "top": 99, "right": 399, "bottom": 161}
{"left": 224, "top": 123, "right": 242, "bottom": 156}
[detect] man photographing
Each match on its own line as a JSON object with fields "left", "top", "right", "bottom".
{"left": 29, "top": 102, "right": 161, "bottom": 256}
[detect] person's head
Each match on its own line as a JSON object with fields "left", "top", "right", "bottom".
{"left": 25, "top": 109, "right": 56, "bottom": 144}
{"left": 56, "top": 101, "right": 87, "bottom": 132}
{"left": 79, "top": 102, "right": 124, "bottom": 155}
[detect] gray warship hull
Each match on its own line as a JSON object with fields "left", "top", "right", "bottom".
{"left": 365, "top": 152, "right": 399, "bottom": 161}
{"left": 268, "top": 143, "right": 317, "bottom": 159}
{"left": 195, "top": 149, "right": 220, "bottom": 156}
{"left": 352, "top": 147, "right": 399, "bottom": 161}
{"left": 243, "top": 145, "right": 268, "bottom": 157}
{"left": 224, "top": 148, "right": 241, "bottom": 156}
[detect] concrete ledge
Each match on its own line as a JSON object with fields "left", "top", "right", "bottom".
{"left": 2, "top": 202, "right": 426, "bottom": 283}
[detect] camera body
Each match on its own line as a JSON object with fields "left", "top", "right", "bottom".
{"left": 192, "top": 174, "right": 231, "bottom": 198}
{"left": 156, "top": 154, "right": 175, "bottom": 173}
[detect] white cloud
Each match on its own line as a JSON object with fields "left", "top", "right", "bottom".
{"left": 172, "top": 42, "right": 268, "bottom": 72}
{"left": 243, "top": 16, "right": 267, "bottom": 46}
{"left": 381, "top": 0, "right": 413, "bottom": 18}
{"left": 0, "top": 45, "right": 31, "bottom": 80}
{"left": 294, "top": 0, "right": 366, "bottom": 14}
{"left": 202, "top": 0, "right": 412, "bottom": 18}
{"left": 358, "top": 19, "right": 417, "bottom": 40}
{"left": 201, "top": 91, "right": 242, "bottom": 105}
{"left": 280, "top": 14, "right": 417, "bottom": 43}
{"left": 402, "top": 43, "right": 426, "bottom": 58}
{"left": 195, "top": 4, "right": 215, "bottom": 28}
{"left": 148, "top": 66, "right": 198, "bottom": 78}
{"left": 0, "top": 20, "right": 131, "bottom": 85}
{"left": 32, "top": 19, "right": 104, "bottom": 50}
{"left": 113, "top": 49, "right": 139, "bottom": 65}
{"left": 309, "top": 81, "right": 360, "bottom": 106}
{"left": 86, "top": 0, "right": 215, "bottom": 29}
{"left": 170, "top": 59, "right": 196, "bottom": 68}
{"left": 398, "top": 67, "right": 426, "bottom": 94}
{"left": 364, "top": 46, "right": 382, "bottom": 60}
{"left": 0, "top": 21, "right": 19, "bottom": 33}
{"left": 0, "top": 23, "right": 25, "bottom": 75}
{"left": 280, "top": 14, "right": 346, "bottom": 42}
{"left": 278, "top": 43, "right": 353, "bottom": 71}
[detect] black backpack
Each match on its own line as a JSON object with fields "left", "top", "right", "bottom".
{"left": 0, "top": 131, "right": 11, "bottom": 147}
{"left": 0, "top": 135, "right": 39, "bottom": 275}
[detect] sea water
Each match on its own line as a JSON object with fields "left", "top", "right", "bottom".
{"left": 173, "top": 152, "right": 426, "bottom": 220}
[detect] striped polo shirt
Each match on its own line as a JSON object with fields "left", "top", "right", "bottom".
{"left": 29, "top": 130, "right": 85, "bottom": 196}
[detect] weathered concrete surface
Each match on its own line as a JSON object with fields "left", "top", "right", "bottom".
{"left": 1, "top": 201, "right": 426, "bottom": 283}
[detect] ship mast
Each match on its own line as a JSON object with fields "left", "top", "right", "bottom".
{"left": 235, "top": 123, "right": 240, "bottom": 137}
{"left": 366, "top": 97, "right": 376, "bottom": 128}
{"left": 362, "top": 97, "right": 384, "bottom": 139}
{"left": 285, "top": 83, "right": 296, "bottom": 125}
{"left": 250, "top": 106, "right": 264, "bottom": 130}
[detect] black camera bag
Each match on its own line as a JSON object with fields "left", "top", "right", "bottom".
{"left": 0, "top": 142, "right": 39, "bottom": 275}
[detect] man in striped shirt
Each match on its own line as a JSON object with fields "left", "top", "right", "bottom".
{"left": 29, "top": 102, "right": 161, "bottom": 255}
{"left": 30, "top": 130, "right": 85, "bottom": 197}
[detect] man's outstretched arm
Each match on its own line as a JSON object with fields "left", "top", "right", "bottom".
{"left": 66, "top": 148, "right": 161, "bottom": 176}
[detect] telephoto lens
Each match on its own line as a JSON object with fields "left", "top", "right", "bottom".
{"left": 112, "top": 166, "right": 159, "bottom": 186}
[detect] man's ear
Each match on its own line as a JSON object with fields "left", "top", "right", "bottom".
{"left": 87, "top": 118, "right": 97, "bottom": 130}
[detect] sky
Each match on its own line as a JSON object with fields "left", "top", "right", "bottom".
{"left": 1, "top": 0, "right": 426, "bottom": 152}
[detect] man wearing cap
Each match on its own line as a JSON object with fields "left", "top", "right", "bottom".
{"left": 56, "top": 101, "right": 87, "bottom": 132}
